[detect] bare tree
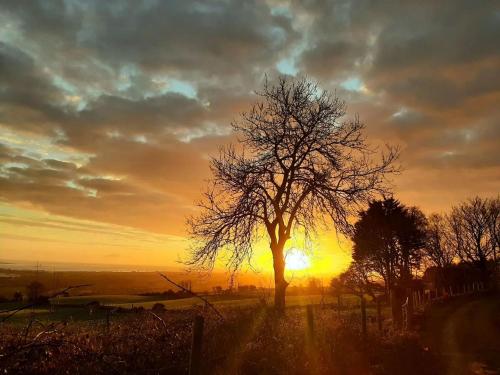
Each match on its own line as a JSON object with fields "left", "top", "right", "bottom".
{"left": 487, "top": 196, "right": 500, "bottom": 264}
{"left": 335, "top": 258, "right": 383, "bottom": 298}
{"left": 188, "top": 77, "right": 398, "bottom": 311}
{"left": 424, "top": 213, "right": 455, "bottom": 268}
{"left": 448, "top": 197, "right": 497, "bottom": 282}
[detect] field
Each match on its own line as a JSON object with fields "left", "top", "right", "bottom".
{"left": 1, "top": 292, "right": 371, "bottom": 325}
{"left": 2, "top": 276, "right": 497, "bottom": 374}
{"left": 54, "top": 293, "right": 347, "bottom": 309}
{"left": 2, "top": 265, "right": 496, "bottom": 374}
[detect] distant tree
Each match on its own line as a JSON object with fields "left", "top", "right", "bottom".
{"left": 329, "top": 277, "right": 344, "bottom": 297}
{"left": 152, "top": 303, "right": 166, "bottom": 312}
{"left": 188, "top": 76, "right": 398, "bottom": 311}
{"left": 238, "top": 284, "right": 257, "bottom": 292}
{"left": 26, "top": 281, "right": 45, "bottom": 302}
{"left": 352, "top": 198, "right": 427, "bottom": 295}
{"left": 424, "top": 213, "right": 455, "bottom": 268}
{"left": 335, "top": 258, "right": 383, "bottom": 298}
{"left": 13, "top": 291, "right": 23, "bottom": 302}
{"left": 307, "top": 277, "right": 322, "bottom": 293}
{"left": 448, "top": 197, "right": 498, "bottom": 282}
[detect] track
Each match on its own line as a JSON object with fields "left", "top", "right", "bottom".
{"left": 421, "top": 293, "right": 500, "bottom": 375}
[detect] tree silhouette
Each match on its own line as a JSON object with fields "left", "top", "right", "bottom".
{"left": 335, "top": 258, "right": 383, "bottom": 298}
{"left": 26, "top": 281, "right": 44, "bottom": 302}
{"left": 188, "top": 77, "right": 398, "bottom": 311}
{"left": 424, "top": 213, "right": 455, "bottom": 269}
{"left": 485, "top": 196, "right": 499, "bottom": 266}
{"left": 352, "top": 198, "right": 426, "bottom": 295}
{"left": 448, "top": 196, "right": 499, "bottom": 284}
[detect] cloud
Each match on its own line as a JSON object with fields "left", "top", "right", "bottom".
{"left": 0, "top": 0, "right": 498, "bottom": 243}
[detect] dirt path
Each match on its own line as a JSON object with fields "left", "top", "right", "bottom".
{"left": 421, "top": 293, "right": 500, "bottom": 375}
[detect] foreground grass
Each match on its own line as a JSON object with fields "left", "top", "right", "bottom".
{"left": 0, "top": 305, "right": 441, "bottom": 374}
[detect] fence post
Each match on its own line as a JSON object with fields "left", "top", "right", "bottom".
{"left": 376, "top": 298, "right": 382, "bottom": 333}
{"left": 189, "top": 315, "right": 204, "bottom": 375}
{"left": 401, "top": 297, "right": 409, "bottom": 331}
{"left": 360, "top": 296, "right": 367, "bottom": 338}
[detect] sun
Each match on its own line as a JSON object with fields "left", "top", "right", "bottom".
{"left": 285, "top": 248, "right": 311, "bottom": 271}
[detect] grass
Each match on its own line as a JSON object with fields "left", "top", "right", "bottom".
{"left": 53, "top": 294, "right": 159, "bottom": 305}
{"left": 0, "top": 303, "right": 441, "bottom": 374}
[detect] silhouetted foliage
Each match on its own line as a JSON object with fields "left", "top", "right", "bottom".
{"left": 12, "top": 291, "right": 23, "bottom": 302}
{"left": 448, "top": 196, "right": 499, "bottom": 283}
{"left": 140, "top": 289, "right": 192, "bottom": 299}
{"left": 334, "top": 258, "right": 384, "bottom": 298}
{"left": 188, "top": 76, "right": 398, "bottom": 310}
{"left": 26, "top": 281, "right": 45, "bottom": 302}
{"left": 423, "top": 262, "right": 485, "bottom": 291}
{"left": 152, "top": 302, "right": 166, "bottom": 312}
{"left": 352, "top": 198, "right": 427, "bottom": 294}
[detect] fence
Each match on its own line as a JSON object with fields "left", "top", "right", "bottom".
{"left": 401, "top": 281, "right": 487, "bottom": 330}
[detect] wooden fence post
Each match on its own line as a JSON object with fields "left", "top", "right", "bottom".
{"left": 189, "top": 315, "right": 204, "bottom": 375}
{"left": 376, "top": 298, "right": 382, "bottom": 333}
{"left": 360, "top": 296, "right": 367, "bottom": 338}
{"left": 401, "top": 297, "right": 409, "bottom": 331}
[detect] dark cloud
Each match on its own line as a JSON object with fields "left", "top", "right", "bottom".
{"left": 0, "top": 0, "right": 296, "bottom": 83}
{"left": 371, "top": 1, "right": 500, "bottom": 72}
{"left": 0, "top": 0, "right": 498, "bottom": 238}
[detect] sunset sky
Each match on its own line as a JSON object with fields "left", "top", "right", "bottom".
{"left": 1, "top": 1, "right": 499, "bottom": 276}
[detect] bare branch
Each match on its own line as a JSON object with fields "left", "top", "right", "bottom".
{"left": 157, "top": 272, "right": 224, "bottom": 320}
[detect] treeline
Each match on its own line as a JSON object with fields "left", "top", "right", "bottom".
{"left": 332, "top": 195, "right": 499, "bottom": 324}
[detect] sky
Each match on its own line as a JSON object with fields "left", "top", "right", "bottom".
{"left": 0, "top": 1, "right": 499, "bottom": 276}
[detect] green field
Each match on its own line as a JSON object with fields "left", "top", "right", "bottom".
{"left": 54, "top": 293, "right": 342, "bottom": 309}
{"left": 1, "top": 292, "right": 369, "bottom": 325}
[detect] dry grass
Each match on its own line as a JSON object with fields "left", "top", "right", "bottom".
{"left": 0, "top": 306, "right": 442, "bottom": 374}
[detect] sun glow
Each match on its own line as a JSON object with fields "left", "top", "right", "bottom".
{"left": 285, "top": 248, "right": 311, "bottom": 271}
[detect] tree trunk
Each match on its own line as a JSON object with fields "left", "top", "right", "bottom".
{"left": 272, "top": 245, "right": 289, "bottom": 312}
